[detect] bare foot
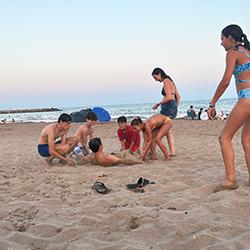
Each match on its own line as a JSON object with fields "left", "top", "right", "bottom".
{"left": 45, "top": 158, "right": 53, "bottom": 167}
{"left": 67, "top": 158, "right": 76, "bottom": 167}
{"left": 164, "top": 157, "right": 171, "bottom": 161}
{"left": 150, "top": 155, "right": 158, "bottom": 160}
{"left": 214, "top": 178, "right": 239, "bottom": 193}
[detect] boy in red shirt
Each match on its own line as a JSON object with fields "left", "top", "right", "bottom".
{"left": 117, "top": 116, "right": 140, "bottom": 154}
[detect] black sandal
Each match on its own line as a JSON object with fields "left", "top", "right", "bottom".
{"left": 126, "top": 177, "right": 155, "bottom": 189}
{"left": 92, "top": 181, "right": 110, "bottom": 194}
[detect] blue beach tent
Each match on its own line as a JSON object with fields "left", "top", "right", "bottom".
{"left": 92, "top": 107, "right": 111, "bottom": 122}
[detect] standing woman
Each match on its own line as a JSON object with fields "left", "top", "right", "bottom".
{"left": 208, "top": 24, "right": 250, "bottom": 192}
{"left": 151, "top": 67, "right": 181, "bottom": 156}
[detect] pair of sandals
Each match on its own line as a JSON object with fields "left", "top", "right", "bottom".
{"left": 92, "top": 177, "right": 155, "bottom": 194}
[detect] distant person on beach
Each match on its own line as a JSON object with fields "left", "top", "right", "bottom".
{"left": 37, "top": 113, "right": 78, "bottom": 166}
{"left": 208, "top": 24, "right": 250, "bottom": 192}
{"left": 88, "top": 137, "right": 143, "bottom": 167}
{"left": 151, "top": 67, "right": 181, "bottom": 156}
{"left": 187, "top": 105, "right": 197, "bottom": 120}
{"left": 131, "top": 115, "right": 172, "bottom": 161}
{"left": 117, "top": 116, "right": 140, "bottom": 154}
{"left": 73, "top": 111, "right": 97, "bottom": 156}
{"left": 198, "top": 108, "right": 203, "bottom": 120}
{"left": 201, "top": 109, "right": 209, "bottom": 120}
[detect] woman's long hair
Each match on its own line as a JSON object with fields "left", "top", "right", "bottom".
{"left": 222, "top": 24, "right": 250, "bottom": 50}
{"left": 152, "top": 67, "right": 173, "bottom": 81}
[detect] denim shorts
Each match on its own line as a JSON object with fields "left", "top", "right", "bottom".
{"left": 160, "top": 99, "right": 177, "bottom": 119}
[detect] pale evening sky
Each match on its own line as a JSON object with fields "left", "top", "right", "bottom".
{"left": 1, "top": 0, "right": 250, "bottom": 108}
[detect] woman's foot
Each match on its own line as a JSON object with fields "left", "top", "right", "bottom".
{"left": 214, "top": 179, "right": 239, "bottom": 193}
{"left": 170, "top": 154, "right": 176, "bottom": 157}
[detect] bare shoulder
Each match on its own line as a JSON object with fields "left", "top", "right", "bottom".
{"left": 43, "top": 123, "right": 56, "bottom": 134}
{"left": 77, "top": 124, "right": 88, "bottom": 133}
{"left": 226, "top": 49, "right": 238, "bottom": 59}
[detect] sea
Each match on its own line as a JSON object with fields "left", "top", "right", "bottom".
{"left": 0, "top": 98, "right": 237, "bottom": 123}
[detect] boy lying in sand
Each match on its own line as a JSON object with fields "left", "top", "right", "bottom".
{"left": 88, "top": 137, "right": 143, "bottom": 167}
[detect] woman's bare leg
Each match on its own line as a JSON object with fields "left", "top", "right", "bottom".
{"left": 166, "top": 129, "right": 176, "bottom": 156}
{"left": 155, "top": 122, "right": 172, "bottom": 160}
{"left": 241, "top": 117, "right": 250, "bottom": 184}
{"left": 219, "top": 99, "right": 250, "bottom": 186}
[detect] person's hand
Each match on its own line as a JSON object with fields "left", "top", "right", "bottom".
{"left": 141, "top": 152, "right": 146, "bottom": 161}
{"left": 67, "top": 158, "right": 76, "bottom": 166}
{"left": 152, "top": 103, "right": 160, "bottom": 110}
{"left": 207, "top": 107, "right": 217, "bottom": 120}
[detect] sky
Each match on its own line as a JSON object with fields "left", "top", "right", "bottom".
{"left": 1, "top": 0, "right": 250, "bottom": 108}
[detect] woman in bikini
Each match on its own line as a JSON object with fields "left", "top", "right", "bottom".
{"left": 151, "top": 68, "right": 181, "bottom": 156}
{"left": 208, "top": 24, "right": 250, "bottom": 192}
{"left": 131, "top": 115, "right": 172, "bottom": 161}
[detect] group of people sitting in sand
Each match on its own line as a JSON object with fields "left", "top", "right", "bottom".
{"left": 37, "top": 111, "right": 173, "bottom": 167}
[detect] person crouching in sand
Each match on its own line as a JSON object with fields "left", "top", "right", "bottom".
{"left": 88, "top": 137, "right": 143, "bottom": 167}
{"left": 131, "top": 115, "right": 172, "bottom": 160}
{"left": 37, "top": 113, "right": 78, "bottom": 166}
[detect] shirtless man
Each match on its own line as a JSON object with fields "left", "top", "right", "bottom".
{"left": 88, "top": 137, "right": 143, "bottom": 167}
{"left": 73, "top": 111, "right": 97, "bottom": 156}
{"left": 37, "top": 113, "right": 78, "bottom": 166}
{"left": 131, "top": 114, "right": 172, "bottom": 160}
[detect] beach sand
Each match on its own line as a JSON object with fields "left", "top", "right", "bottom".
{"left": 0, "top": 120, "right": 249, "bottom": 250}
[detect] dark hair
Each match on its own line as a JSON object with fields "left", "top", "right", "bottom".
{"left": 152, "top": 67, "right": 173, "bottom": 81}
{"left": 86, "top": 111, "right": 97, "bottom": 121}
{"left": 222, "top": 24, "right": 250, "bottom": 50}
{"left": 117, "top": 116, "right": 127, "bottom": 123}
{"left": 131, "top": 117, "right": 143, "bottom": 126}
{"left": 58, "top": 113, "right": 71, "bottom": 123}
{"left": 89, "top": 137, "right": 102, "bottom": 153}
{"left": 190, "top": 105, "right": 193, "bottom": 109}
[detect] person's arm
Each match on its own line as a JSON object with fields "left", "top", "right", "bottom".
{"left": 48, "top": 131, "right": 69, "bottom": 163}
{"left": 152, "top": 79, "right": 173, "bottom": 110}
{"left": 175, "top": 87, "right": 181, "bottom": 106}
{"left": 117, "top": 129, "right": 126, "bottom": 150}
{"left": 60, "top": 132, "right": 67, "bottom": 145}
{"left": 142, "top": 129, "right": 148, "bottom": 151}
{"left": 129, "top": 129, "right": 136, "bottom": 151}
{"left": 89, "top": 127, "right": 94, "bottom": 140}
{"left": 80, "top": 127, "right": 90, "bottom": 153}
{"left": 141, "top": 125, "right": 153, "bottom": 160}
{"left": 208, "top": 51, "right": 237, "bottom": 118}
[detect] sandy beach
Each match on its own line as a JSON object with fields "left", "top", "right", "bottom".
{"left": 0, "top": 120, "right": 249, "bottom": 250}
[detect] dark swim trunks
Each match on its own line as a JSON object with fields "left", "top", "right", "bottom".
{"left": 37, "top": 144, "right": 50, "bottom": 157}
{"left": 160, "top": 99, "right": 177, "bottom": 119}
{"left": 37, "top": 140, "right": 61, "bottom": 157}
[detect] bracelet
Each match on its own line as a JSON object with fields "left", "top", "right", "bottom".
{"left": 209, "top": 103, "right": 215, "bottom": 108}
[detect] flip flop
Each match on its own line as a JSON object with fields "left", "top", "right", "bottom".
{"left": 92, "top": 181, "right": 110, "bottom": 194}
{"left": 213, "top": 182, "right": 239, "bottom": 193}
{"left": 126, "top": 177, "right": 155, "bottom": 189}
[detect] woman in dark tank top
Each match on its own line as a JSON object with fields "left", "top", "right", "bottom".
{"left": 151, "top": 67, "right": 181, "bottom": 156}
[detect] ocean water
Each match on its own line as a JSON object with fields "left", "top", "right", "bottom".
{"left": 0, "top": 98, "right": 237, "bottom": 123}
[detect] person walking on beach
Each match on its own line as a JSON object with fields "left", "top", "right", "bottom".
{"left": 38, "top": 113, "right": 78, "bottom": 166}
{"left": 208, "top": 24, "right": 250, "bottom": 192}
{"left": 151, "top": 67, "right": 181, "bottom": 156}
